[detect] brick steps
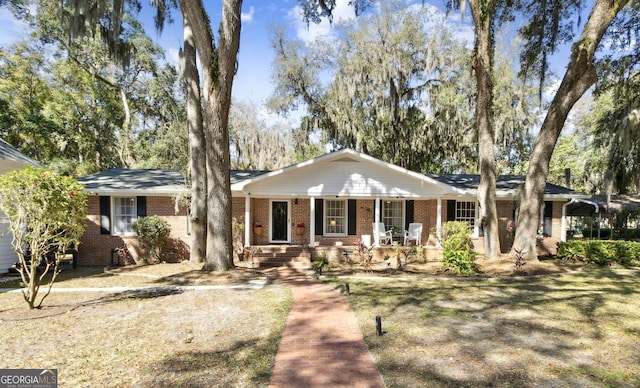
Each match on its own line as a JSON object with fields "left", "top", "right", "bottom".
{"left": 246, "top": 246, "right": 312, "bottom": 269}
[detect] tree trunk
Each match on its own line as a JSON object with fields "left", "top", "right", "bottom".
{"left": 180, "top": 0, "right": 242, "bottom": 271}
{"left": 513, "top": 0, "right": 629, "bottom": 260}
{"left": 469, "top": 0, "right": 500, "bottom": 259}
{"left": 181, "top": 12, "right": 207, "bottom": 264}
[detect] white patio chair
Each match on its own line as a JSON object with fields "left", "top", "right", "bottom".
{"left": 372, "top": 222, "right": 393, "bottom": 245}
{"left": 403, "top": 223, "right": 423, "bottom": 246}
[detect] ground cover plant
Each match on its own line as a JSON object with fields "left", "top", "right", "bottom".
{"left": 324, "top": 266, "right": 640, "bottom": 387}
{"left": 0, "top": 263, "right": 292, "bottom": 387}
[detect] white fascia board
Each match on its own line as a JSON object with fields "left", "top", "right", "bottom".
{"left": 231, "top": 148, "right": 466, "bottom": 196}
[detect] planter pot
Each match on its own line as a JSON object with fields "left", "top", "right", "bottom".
{"left": 296, "top": 226, "right": 304, "bottom": 236}
{"left": 253, "top": 226, "right": 263, "bottom": 236}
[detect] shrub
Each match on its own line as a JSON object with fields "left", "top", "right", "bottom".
{"left": 355, "top": 239, "right": 374, "bottom": 272}
{"left": 312, "top": 255, "right": 330, "bottom": 275}
{"left": 0, "top": 166, "right": 87, "bottom": 309}
{"left": 132, "top": 216, "right": 171, "bottom": 263}
{"left": 441, "top": 221, "right": 478, "bottom": 275}
{"left": 557, "top": 240, "right": 640, "bottom": 266}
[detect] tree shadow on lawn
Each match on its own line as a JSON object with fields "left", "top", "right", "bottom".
{"left": 0, "top": 287, "right": 184, "bottom": 321}
{"left": 137, "top": 333, "right": 281, "bottom": 387}
{"left": 0, "top": 266, "right": 109, "bottom": 288}
{"left": 333, "top": 266, "right": 640, "bottom": 386}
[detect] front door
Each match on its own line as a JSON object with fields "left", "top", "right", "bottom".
{"left": 270, "top": 200, "right": 290, "bottom": 243}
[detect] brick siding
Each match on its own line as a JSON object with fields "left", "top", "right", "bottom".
{"left": 78, "top": 196, "right": 190, "bottom": 266}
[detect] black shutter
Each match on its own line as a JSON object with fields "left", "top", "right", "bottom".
{"left": 544, "top": 201, "right": 553, "bottom": 218}
{"left": 447, "top": 200, "right": 456, "bottom": 221}
{"left": 315, "top": 199, "right": 323, "bottom": 235}
{"left": 348, "top": 199, "right": 357, "bottom": 235}
{"left": 405, "top": 200, "right": 414, "bottom": 229}
{"left": 99, "top": 196, "right": 111, "bottom": 234}
{"left": 137, "top": 196, "right": 147, "bottom": 217}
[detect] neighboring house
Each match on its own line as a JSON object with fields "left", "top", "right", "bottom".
{"left": 0, "top": 139, "right": 40, "bottom": 274}
{"left": 76, "top": 149, "right": 585, "bottom": 266}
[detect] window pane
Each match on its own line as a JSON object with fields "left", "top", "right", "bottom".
{"left": 113, "top": 197, "right": 137, "bottom": 235}
{"left": 455, "top": 201, "right": 475, "bottom": 227}
{"left": 325, "top": 200, "right": 346, "bottom": 235}
{"left": 382, "top": 201, "right": 403, "bottom": 235}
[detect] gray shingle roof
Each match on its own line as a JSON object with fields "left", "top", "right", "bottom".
{"left": 427, "top": 174, "right": 582, "bottom": 196}
{"left": 230, "top": 170, "right": 268, "bottom": 183}
{"left": 0, "top": 138, "right": 39, "bottom": 166}
{"left": 78, "top": 169, "right": 187, "bottom": 194}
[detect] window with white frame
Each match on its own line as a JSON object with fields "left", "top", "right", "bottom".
{"left": 382, "top": 200, "right": 404, "bottom": 235}
{"left": 456, "top": 201, "right": 476, "bottom": 227}
{"left": 113, "top": 197, "right": 137, "bottom": 235}
{"left": 325, "top": 199, "right": 346, "bottom": 235}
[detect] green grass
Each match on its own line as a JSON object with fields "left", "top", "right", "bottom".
{"left": 324, "top": 266, "right": 640, "bottom": 387}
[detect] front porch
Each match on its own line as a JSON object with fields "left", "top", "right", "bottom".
{"left": 237, "top": 244, "right": 444, "bottom": 269}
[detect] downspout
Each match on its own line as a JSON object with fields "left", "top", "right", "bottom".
{"left": 244, "top": 196, "right": 250, "bottom": 247}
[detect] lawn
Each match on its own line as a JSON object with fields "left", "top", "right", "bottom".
{"left": 2, "top": 262, "right": 639, "bottom": 387}
{"left": 0, "top": 263, "right": 292, "bottom": 387}
{"left": 324, "top": 265, "right": 640, "bottom": 387}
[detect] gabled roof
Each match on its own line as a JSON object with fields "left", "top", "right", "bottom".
{"left": 78, "top": 169, "right": 188, "bottom": 196}
{"left": 428, "top": 174, "right": 585, "bottom": 199}
{"left": 0, "top": 138, "right": 40, "bottom": 167}
{"left": 230, "top": 148, "right": 465, "bottom": 198}
{"left": 78, "top": 150, "right": 584, "bottom": 201}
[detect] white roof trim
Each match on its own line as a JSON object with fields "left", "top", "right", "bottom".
{"left": 231, "top": 148, "right": 466, "bottom": 195}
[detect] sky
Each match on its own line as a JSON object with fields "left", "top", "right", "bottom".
{"left": 0, "top": 0, "right": 591, "bottom": 128}
{"left": 0, "top": 1, "right": 474, "bottom": 119}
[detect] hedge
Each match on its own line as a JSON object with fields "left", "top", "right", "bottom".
{"left": 580, "top": 228, "right": 640, "bottom": 240}
{"left": 556, "top": 240, "right": 640, "bottom": 266}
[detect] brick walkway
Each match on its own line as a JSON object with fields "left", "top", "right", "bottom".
{"left": 266, "top": 266, "right": 385, "bottom": 388}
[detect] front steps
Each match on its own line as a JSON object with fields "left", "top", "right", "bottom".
{"left": 243, "top": 246, "right": 312, "bottom": 269}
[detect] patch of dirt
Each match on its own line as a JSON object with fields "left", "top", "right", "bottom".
{"left": 323, "top": 254, "right": 580, "bottom": 278}
{"left": 105, "top": 261, "right": 265, "bottom": 284}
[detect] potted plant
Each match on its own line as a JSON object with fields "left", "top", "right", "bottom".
{"left": 296, "top": 222, "right": 305, "bottom": 235}
{"left": 253, "top": 222, "right": 263, "bottom": 236}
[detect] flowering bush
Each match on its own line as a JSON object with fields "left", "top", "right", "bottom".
{"left": 0, "top": 166, "right": 87, "bottom": 309}
{"left": 507, "top": 221, "right": 517, "bottom": 239}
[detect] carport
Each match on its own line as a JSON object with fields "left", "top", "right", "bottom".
{"left": 561, "top": 195, "right": 640, "bottom": 241}
{"left": 561, "top": 198, "right": 602, "bottom": 241}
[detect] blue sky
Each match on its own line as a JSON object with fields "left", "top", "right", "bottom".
{"left": 0, "top": 1, "right": 473, "bottom": 105}
{"left": 0, "top": 0, "right": 587, "bottom": 125}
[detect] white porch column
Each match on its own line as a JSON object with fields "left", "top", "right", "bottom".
{"left": 373, "top": 197, "right": 381, "bottom": 247}
{"left": 436, "top": 197, "right": 442, "bottom": 247}
{"left": 244, "top": 196, "right": 251, "bottom": 247}
{"left": 309, "top": 196, "right": 316, "bottom": 248}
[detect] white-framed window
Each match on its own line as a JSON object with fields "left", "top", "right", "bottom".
{"left": 382, "top": 200, "right": 404, "bottom": 235}
{"left": 325, "top": 199, "right": 346, "bottom": 235}
{"left": 456, "top": 201, "right": 476, "bottom": 228}
{"left": 113, "top": 197, "right": 137, "bottom": 236}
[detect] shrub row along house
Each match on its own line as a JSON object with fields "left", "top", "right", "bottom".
{"left": 75, "top": 149, "right": 584, "bottom": 266}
